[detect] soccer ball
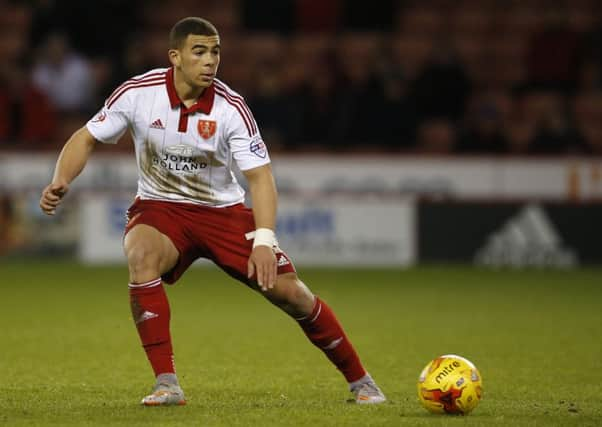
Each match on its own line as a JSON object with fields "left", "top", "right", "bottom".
{"left": 417, "top": 354, "right": 483, "bottom": 415}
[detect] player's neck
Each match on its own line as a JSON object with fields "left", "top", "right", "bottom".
{"left": 173, "top": 69, "right": 205, "bottom": 108}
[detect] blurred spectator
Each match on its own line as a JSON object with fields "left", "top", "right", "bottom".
{"left": 0, "top": 62, "right": 56, "bottom": 147}
{"left": 327, "top": 33, "right": 385, "bottom": 149}
{"left": 456, "top": 103, "right": 510, "bottom": 154}
{"left": 370, "top": 41, "right": 416, "bottom": 151}
{"left": 527, "top": 106, "right": 592, "bottom": 155}
{"left": 248, "top": 60, "right": 301, "bottom": 151}
{"left": 415, "top": 119, "right": 456, "bottom": 154}
{"left": 0, "top": 196, "right": 24, "bottom": 255}
{"left": 241, "top": 0, "right": 294, "bottom": 34}
{"left": 572, "top": 92, "right": 602, "bottom": 154}
{"left": 524, "top": 8, "right": 583, "bottom": 93}
{"left": 341, "top": 0, "right": 397, "bottom": 32}
{"left": 32, "top": 31, "right": 96, "bottom": 114}
{"left": 506, "top": 119, "right": 536, "bottom": 155}
{"left": 375, "top": 68, "right": 416, "bottom": 151}
{"left": 30, "top": 0, "right": 139, "bottom": 59}
{"left": 295, "top": 0, "right": 341, "bottom": 33}
{"left": 577, "top": 59, "right": 601, "bottom": 92}
{"left": 294, "top": 52, "right": 344, "bottom": 149}
{"left": 101, "top": 35, "right": 155, "bottom": 102}
{"left": 408, "top": 40, "right": 472, "bottom": 125}
{"left": 582, "top": 11, "right": 602, "bottom": 91}
{"left": 0, "top": 0, "right": 598, "bottom": 157}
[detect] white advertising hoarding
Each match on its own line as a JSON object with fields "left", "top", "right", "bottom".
{"left": 276, "top": 197, "right": 416, "bottom": 266}
{"left": 2, "top": 153, "right": 601, "bottom": 200}
{"left": 78, "top": 195, "right": 416, "bottom": 266}
{"left": 79, "top": 195, "right": 130, "bottom": 263}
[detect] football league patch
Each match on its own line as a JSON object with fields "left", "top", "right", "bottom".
{"left": 91, "top": 110, "right": 106, "bottom": 123}
{"left": 250, "top": 135, "right": 267, "bottom": 158}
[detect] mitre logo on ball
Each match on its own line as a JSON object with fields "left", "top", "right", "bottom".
{"left": 198, "top": 120, "right": 217, "bottom": 139}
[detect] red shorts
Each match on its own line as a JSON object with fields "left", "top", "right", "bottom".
{"left": 124, "top": 198, "right": 296, "bottom": 285}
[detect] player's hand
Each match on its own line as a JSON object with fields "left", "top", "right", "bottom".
{"left": 247, "top": 245, "right": 277, "bottom": 291}
{"left": 39, "top": 182, "right": 69, "bottom": 216}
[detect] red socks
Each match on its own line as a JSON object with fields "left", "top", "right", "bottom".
{"left": 129, "top": 278, "right": 175, "bottom": 376}
{"left": 297, "top": 297, "right": 367, "bottom": 383}
{"left": 128, "top": 282, "right": 364, "bottom": 383}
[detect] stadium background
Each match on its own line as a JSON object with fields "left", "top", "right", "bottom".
{"left": 1, "top": 0, "right": 601, "bottom": 263}
{"left": 0, "top": 1, "right": 601, "bottom": 426}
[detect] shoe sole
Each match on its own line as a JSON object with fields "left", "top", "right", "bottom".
{"left": 356, "top": 397, "right": 387, "bottom": 404}
{"left": 142, "top": 399, "right": 186, "bottom": 406}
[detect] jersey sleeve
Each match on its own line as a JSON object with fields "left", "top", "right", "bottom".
{"left": 227, "top": 105, "right": 271, "bottom": 171}
{"left": 85, "top": 91, "right": 132, "bottom": 144}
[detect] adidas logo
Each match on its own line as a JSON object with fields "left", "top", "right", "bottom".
{"left": 322, "top": 337, "right": 343, "bottom": 350}
{"left": 136, "top": 310, "right": 159, "bottom": 324}
{"left": 150, "top": 118, "right": 165, "bottom": 129}
{"left": 474, "top": 203, "right": 578, "bottom": 268}
{"left": 277, "top": 254, "right": 290, "bottom": 267}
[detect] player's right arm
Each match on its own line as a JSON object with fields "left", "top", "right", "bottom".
{"left": 40, "top": 127, "right": 97, "bottom": 215}
{"left": 40, "top": 78, "right": 133, "bottom": 216}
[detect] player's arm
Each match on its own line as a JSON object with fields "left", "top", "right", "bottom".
{"left": 39, "top": 127, "right": 97, "bottom": 215}
{"left": 243, "top": 163, "right": 278, "bottom": 291}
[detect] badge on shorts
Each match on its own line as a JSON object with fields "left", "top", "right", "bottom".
{"left": 197, "top": 120, "right": 217, "bottom": 139}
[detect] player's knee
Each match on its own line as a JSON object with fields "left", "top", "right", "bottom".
{"left": 125, "top": 241, "right": 161, "bottom": 273}
{"left": 269, "top": 274, "right": 314, "bottom": 317}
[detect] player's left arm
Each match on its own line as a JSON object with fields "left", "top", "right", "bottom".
{"left": 243, "top": 163, "right": 278, "bottom": 291}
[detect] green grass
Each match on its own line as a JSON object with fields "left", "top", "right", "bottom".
{"left": 1, "top": 262, "right": 601, "bottom": 426}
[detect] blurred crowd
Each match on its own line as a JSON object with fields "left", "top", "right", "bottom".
{"left": 1, "top": 0, "right": 602, "bottom": 155}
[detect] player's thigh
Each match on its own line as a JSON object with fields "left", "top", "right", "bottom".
{"left": 260, "top": 272, "right": 315, "bottom": 316}
{"left": 123, "top": 223, "right": 179, "bottom": 274}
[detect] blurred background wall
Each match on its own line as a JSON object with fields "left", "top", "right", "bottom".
{"left": 1, "top": 0, "right": 601, "bottom": 267}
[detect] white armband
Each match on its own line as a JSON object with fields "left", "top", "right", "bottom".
{"left": 253, "top": 228, "right": 275, "bottom": 248}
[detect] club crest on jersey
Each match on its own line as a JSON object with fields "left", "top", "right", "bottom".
{"left": 250, "top": 135, "right": 267, "bottom": 158}
{"left": 197, "top": 120, "right": 217, "bottom": 139}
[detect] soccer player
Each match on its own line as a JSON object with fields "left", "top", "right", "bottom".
{"left": 39, "top": 17, "right": 386, "bottom": 406}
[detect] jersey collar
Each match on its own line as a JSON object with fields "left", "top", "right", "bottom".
{"left": 166, "top": 67, "right": 215, "bottom": 115}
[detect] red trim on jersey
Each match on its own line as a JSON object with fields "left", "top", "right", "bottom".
{"left": 107, "top": 71, "right": 167, "bottom": 103}
{"left": 214, "top": 87, "right": 257, "bottom": 137}
{"left": 165, "top": 67, "right": 215, "bottom": 114}
{"left": 106, "top": 80, "right": 166, "bottom": 109}
{"left": 214, "top": 81, "right": 257, "bottom": 134}
{"left": 214, "top": 89, "right": 253, "bottom": 136}
{"left": 178, "top": 112, "right": 189, "bottom": 132}
{"left": 166, "top": 67, "right": 180, "bottom": 107}
{"left": 213, "top": 81, "right": 257, "bottom": 134}
{"left": 214, "top": 84, "right": 256, "bottom": 134}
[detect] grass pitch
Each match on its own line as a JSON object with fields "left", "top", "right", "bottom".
{"left": 1, "top": 261, "right": 601, "bottom": 426}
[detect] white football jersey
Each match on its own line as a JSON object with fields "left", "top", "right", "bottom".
{"left": 86, "top": 67, "right": 270, "bottom": 206}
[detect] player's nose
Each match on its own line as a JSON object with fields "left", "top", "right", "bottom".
{"left": 204, "top": 54, "right": 218, "bottom": 66}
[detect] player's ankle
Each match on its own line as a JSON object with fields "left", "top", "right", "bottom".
{"left": 349, "top": 373, "right": 373, "bottom": 391}
{"left": 156, "top": 372, "right": 179, "bottom": 386}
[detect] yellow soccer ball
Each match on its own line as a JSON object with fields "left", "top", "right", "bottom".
{"left": 417, "top": 354, "right": 483, "bottom": 415}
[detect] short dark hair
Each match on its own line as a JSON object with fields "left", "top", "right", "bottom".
{"left": 169, "top": 17, "right": 219, "bottom": 49}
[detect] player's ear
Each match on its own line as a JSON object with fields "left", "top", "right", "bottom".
{"left": 168, "top": 49, "right": 181, "bottom": 67}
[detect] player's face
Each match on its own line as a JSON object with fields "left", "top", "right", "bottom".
{"left": 170, "top": 34, "right": 220, "bottom": 89}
